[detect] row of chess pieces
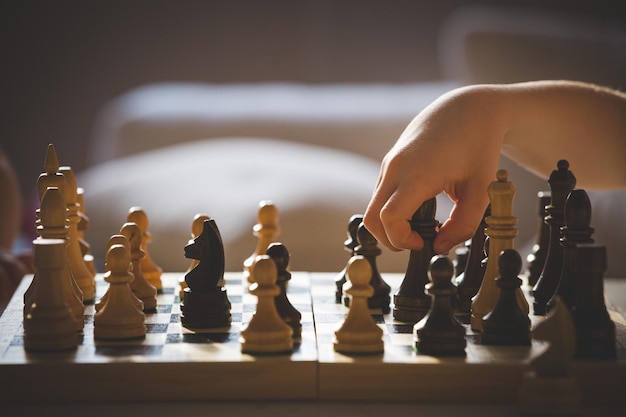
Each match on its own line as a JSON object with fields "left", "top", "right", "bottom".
{"left": 22, "top": 143, "right": 165, "bottom": 350}
{"left": 333, "top": 162, "right": 616, "bottom": 361}
{"left": 21, "top": 144, "right": 617, "bottom": 362}
{"left": 21, "top": 144, "right": 309, "bottom": 354}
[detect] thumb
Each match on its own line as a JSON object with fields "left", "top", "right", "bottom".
{"left": 434, "top": 196, "right": 488, "bottom": 254}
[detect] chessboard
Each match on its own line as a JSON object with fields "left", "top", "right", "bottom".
{"left": 1, "top": 271, "right": 625, "bottom": 405}
{"left": 0, "top": 272, "right": 318, "bottom": 403}
{"left": 313, "top": 273, "right": 626, "bottom": 404}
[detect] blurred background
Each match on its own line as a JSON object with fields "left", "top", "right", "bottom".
{"left": 1, "top": 0, "right": 625, "bottom": 276}
{"left": 3, "top": 0, "right": 625, "bottom": 198}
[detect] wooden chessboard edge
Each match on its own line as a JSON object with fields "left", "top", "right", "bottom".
{"left": 0, "top": 360, "right": 319, "bottom": 403}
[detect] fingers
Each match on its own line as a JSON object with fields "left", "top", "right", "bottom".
{"left": 434, "top": 184, "right": 489, "bottom": 254}
{"left": 364, "top": 174, "right": 440, "bottom": 252}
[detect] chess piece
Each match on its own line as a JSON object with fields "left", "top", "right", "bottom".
{"left": 481, "top": 249, "right": 531, "bottom": 346}
{"left": 393, "top": 197, "right": 438, "bottom": 323}
{"left": 533, "top": 160, "right": 576, "bottom": 315}
{"left": 76, "top": 187, "right": 97, "bottom": 277}
{"left": 32, "top": 145, "right": 84, "bottom": 310}
{"left": 94, "top": 243, "right": 146, "bottom": 340}
{"left": 24, "top": 187, "right": 84, "bottom": 332}
{"left": 454, "top": 244, "right": 469, "bottom": 278}
{"left": 518, "top": 297, "right": 581, "bottom": 416}
{"left": 414, "top": 255, "right": 466, "bottom": 356}
{"left": 179, "top": 213, "right": 210, "bottom": 299}
{"left": 60, "top": 166, "right": 97, "bottom": 303}
{"left": 120, "top": 222, "right": 157, "bottom": 312}
{"left": 23, "top": 238, "right": 79, "bottom": 352}
{"left": 547, "top": 189, "right": 594, "bottom": 311}
{"left": 334, "top": 255, "right": 384, "bottom": 354}
{"left": 454, "top": 205, "right": 489, "bottom": 322}
{"left": 343, "top": 223, "right": 391, "bottom": 313}
{"left": 36, "top": 144, "right": 65, "bottom": 203}
{"left": 526, "top": 191, "right": 551, "bottom": 287}
{"left": 127, "top": 206, "right": 163, "bottom": 293}
{"left": 243, "top": 200, "right": 280, "bottom": 283}
{"left": 95, "top": 234, "right": 143, "bottom": 313}
{"left": 180, "top": 219, "right": 232, "bottom": 329}
{"left": 471, "top": 169, "right": 528, "bottom": 331}
{"left": 570, "top": 244, "right": 616, "bottom": 360}
{"left": 335, "top": 214, "right": 362, "bottom": 303}
{"left": 266, "top": 242, "right": 302, "bottom": 339}
{"left": 241, "top": 255, "right": 293, "bottom": 354}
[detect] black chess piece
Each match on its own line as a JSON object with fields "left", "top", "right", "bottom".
{"left": 348, "top": 223, "right": 391, "bottom": 313}
{"left": 547, "top": 189, "right": 594, "bottom": 311}
{"left": 414, "top": 255, "right": 466, "bottom": 357}
{"left": 481, "top": 249, "right": 531, "bottom": 346}
{"left": 180, "top": 219, "right": 232, "bottom": 329}
{"left": 570, "top": 244, "right": 616, "bottom": 360}
{"left": 454, "top": 244, "right": 469, "bottom": 279}
{"left": 393, "top": 197, "right": 439, "bottom": 323}
{"left": 454, "top": 205, "right": 490, "bottom": 323}
{"left": 335, "top": 214, "right": 363, "bottom": 303}
{"left": 526, "top": 191, "right": 551, "bottom": 288}
{"left": 533, "top": 160, "right": 576, "bottom": 315}
{"left": 266, "top": 242, "right": 302, "bottom": 339}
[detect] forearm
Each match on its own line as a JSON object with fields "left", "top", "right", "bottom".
{"left": 497, "top": 80, "right": 626, "bottom": 189}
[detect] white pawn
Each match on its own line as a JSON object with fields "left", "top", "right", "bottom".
{"left": 243, "top": 201, "right": 280, "bottom": 283}
{"left": 24, "top": 238, "right": 79, "bottom": 352}
{"left": 333, "top": 255, "right": 384, "bottom": 354}
{"left": 127, "top": 206, "right": 163, "bottom": 293}
{"left": 240, "top": 255, "right": 293, "bottom": 354}
{"left": 94, "top": 244, "right": 146, "bottom": 340}
{"left": 120, "top": 222, "right": 157, "bottom": 312}
{"left": 95, "top": 234, "right": 143, "bottom": 313}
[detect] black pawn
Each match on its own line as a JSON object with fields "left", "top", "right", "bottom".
{"left": 346, "top": 223, "right": 391, "bottom": 313}
{"left": 393, "top": 197, "right": 439, "bottom": 323}
{"left": 533, "top": 160, "right": 576, "bottom": 315}
{"left": 414, "top": 255, "right": 466, "bottom": 357}
{"left": 266, "top": 242, "right": 302, "bottom": 339}
{"left": 526, "top": 191, "right": 551, "bottom": 287}
{"left": 571, "top": 244, "right": 615, "bottom": 360}
{"left": 455, "top": 205, "right": 490, "bottom": 322}
{"left": 335, "top": 214, "right": 363, "bottom": 303}
{"left": 180, "top": 219, "right": 232, "bottom": 329}
{"left": 481, "top": 249, "right": 531, "bottom": 346}
{"left": 547, "top": 189, "right": 594, "bottom": 311}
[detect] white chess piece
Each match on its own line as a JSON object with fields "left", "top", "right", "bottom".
{"left": 334, "top": 255, "right": 384, "bottom": 354}
{"left": 94, "top": 243, "right": 146, "bottom": 340}
{"left": 240, "top": 255, "right": 293, "bottom": 354}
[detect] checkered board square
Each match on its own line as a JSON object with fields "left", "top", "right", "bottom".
{"left": 0, "top": 272, "right": 318, "bottom": 402}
